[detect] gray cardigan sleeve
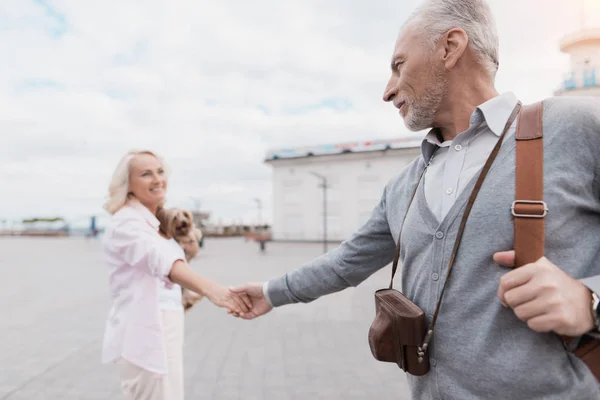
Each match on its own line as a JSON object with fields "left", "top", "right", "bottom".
{"left": 265, "top": 184, "right": 396, "bottom": 307}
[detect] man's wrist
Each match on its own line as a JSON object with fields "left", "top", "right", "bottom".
{"left": 262, "top": 281, "right": 274, "bottom": 308}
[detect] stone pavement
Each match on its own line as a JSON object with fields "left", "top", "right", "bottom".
{"left": 0, "top": 237, "right": 411, "bottom": 400}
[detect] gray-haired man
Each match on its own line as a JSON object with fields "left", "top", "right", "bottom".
{"left": 231, "top": 0, "right": 600, "bottom": 398}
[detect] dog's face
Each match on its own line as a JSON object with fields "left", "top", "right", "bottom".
{"left": 173, "top": 209, "right": 193, "bottom": 236}
{"left": 158, "top": 208, "right": 194, "bottom": 239}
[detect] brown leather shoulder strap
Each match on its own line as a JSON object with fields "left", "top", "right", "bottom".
{"left": 513, "top": 102, "right": 547, "bottom": 267}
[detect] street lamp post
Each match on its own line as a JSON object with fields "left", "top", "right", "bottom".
{"left": 310, "top": 172, "right": 329, "bottom": 253}
{"left": 253, "top": 198, "right": 262, "bottom": 229}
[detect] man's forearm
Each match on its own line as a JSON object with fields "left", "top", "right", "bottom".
{"left": 266, "top": 230, "right": 396, "bottom": 307}
{"left": 265, "top": 183, "right": 396, "bottom": 308}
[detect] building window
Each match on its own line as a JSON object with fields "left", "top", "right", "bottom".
{"left": 563, "top": 71, "right": 576, "bottom": 90}
{"left": 583, "top": 69, "right": 597, "bottom": 88}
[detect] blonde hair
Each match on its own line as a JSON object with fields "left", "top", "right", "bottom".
{"left": 103, "top": 149, "right": 169, "bottom": 215}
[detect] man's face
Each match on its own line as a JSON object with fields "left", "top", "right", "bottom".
{"left": 382, "top": 23, "right": 448, "bottom": 131}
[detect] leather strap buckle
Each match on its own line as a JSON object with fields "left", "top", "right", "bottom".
{"left": 511, "top": 200, "right": 548, "bottom": 218}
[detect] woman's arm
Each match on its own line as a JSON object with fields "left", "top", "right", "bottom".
{"left": 106, "top": 217, "right": 252, "bottom": 314}
{"left": 169, "top": 260, "right": 252, "bottom": 314}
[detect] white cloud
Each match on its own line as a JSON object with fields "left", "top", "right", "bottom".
{"left": 0, "top": 0, "right": 591, "bottom": 226}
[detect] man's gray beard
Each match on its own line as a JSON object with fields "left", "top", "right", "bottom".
{"left": 404, "top": 72, "right": 448, "bottom": 132}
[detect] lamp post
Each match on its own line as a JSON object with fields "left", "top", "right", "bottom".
{"left": 253, "top": 198, "right": 262, "bottom": 229}
{"left": 310, "top": 172, "right": 329, "bottom": 253}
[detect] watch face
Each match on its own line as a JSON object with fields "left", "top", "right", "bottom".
{"left": 593, "top": 293, "right": 600, "bottom": 317}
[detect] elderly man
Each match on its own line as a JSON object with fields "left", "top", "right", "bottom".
{"left": 231, "top": 0, "right": 600, "bottom": 398}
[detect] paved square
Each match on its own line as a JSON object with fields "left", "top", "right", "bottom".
{"left": 0, "top": 237, "right": 411, "bottom": 399}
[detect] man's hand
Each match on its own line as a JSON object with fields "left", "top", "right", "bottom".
{"left": 228, "top": 283, "right": 273, "bottom": 320}
{"left": 205, "top": 283, "right": 252, "bottom": 315}
{"left": 494, "top": 250, "right": 594, "bottom": 336}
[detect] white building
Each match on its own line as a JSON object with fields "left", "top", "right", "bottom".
{"left": 265, "top": 137, "right": 421, "bottom": 241}
{"left": 555, "top": 28, "right": 600, "bottom": 96}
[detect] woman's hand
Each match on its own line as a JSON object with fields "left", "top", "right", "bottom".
{"left": 168, "top": 260, "right": 252, "bottom": 314}
{"left": 205, "top": 283, "right": 253, "bottom": 315}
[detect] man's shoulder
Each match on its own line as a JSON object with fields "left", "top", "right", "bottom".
{"left": 384, "top": 155, "right": 426, "bottom": 195}
{"left": 541, "top": 96, "right": 600, "bottom": 126}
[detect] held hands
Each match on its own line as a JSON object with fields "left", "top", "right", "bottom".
{"left": 227, "top": 283, "right": 273, "bottom": 320}
{"left": 205, "top": 282, "right": 253, "bottom": 315}
{"left": 494, "top": 250, "right": 594, "bottom": 336}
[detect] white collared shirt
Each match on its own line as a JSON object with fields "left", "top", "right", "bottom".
{"left": 421, "top": 92, "right": 519, "bottom": 222}
{"left": 101, "top": 200, "right": 185, "bottom": 374}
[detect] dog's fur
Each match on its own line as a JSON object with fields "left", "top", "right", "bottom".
{"left": 158, "top": 208, "right": 194, "bottom": 240}
{"left": 157, "top": 207, "right": 203, "bottom": 311}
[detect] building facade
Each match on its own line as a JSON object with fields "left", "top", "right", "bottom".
{"left": 555, "top": 28, "right": 600, "bottom": 96}
{"left": 265, "top": 137, "right": 421, "bottom": 241}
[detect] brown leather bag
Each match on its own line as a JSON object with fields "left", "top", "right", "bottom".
{"left": 513, "top": 102, "right": 600, "bottom": 380}
{"left": 369, "top": 286, "right": 430, "bottom": 375}
{"left": 368, "top": 165, "right": 431, "bottom": 375}
{"left": 368, "top": 103, "right": 522, "bottom": 375}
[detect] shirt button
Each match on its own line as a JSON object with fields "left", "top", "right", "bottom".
{"left": 454, "top": 144, "right": 462, "bottom": 151}
{"left": 431, "top": 358, "right": 437, "bottom": 367}
{"left": 435, "top": 231, "right": 444, "bottom": 239}
{"left": 432, "top": 273, "right": 439, "bottom": 281}
{"left": 446, "top": 187, "right": 453, "bottom": 195}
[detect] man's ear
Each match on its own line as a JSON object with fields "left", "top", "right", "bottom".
{"left": 440, "top": 27, "right": 469, "bottom": 70}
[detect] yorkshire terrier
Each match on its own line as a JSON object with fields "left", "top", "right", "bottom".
{"left": 157, "top": 207, "right": 204, "bottom": 311}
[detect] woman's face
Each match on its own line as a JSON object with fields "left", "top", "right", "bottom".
{"left": 128, "top": 153, "right": 167, "bottom": 212}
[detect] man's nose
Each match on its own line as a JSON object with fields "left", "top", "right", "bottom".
{"left": 383, "top": 78, "right": 396, "bottom": 102}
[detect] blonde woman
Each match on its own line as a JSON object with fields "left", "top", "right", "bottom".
{"left": 101, "top": 150, "right": 251, "bottom": 400}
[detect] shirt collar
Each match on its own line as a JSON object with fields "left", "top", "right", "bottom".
{"left": 421, "top": 91, "right": 519, "bottom": 163}
{"left": 128, "top": 199, "right": 160, "bottom": 230}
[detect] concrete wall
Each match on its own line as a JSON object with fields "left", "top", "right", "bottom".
{"left": 267, "top": 147, "right": 420, "bottom": 241}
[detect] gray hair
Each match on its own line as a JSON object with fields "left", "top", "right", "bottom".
{"left": 407, "top": 0, "right": 499, "bottom": 79}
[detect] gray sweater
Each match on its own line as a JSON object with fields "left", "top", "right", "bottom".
{"left": 267, "top": 96, "right": 600, "bottom": 399}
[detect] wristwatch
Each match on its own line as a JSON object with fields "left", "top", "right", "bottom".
{"left": 591, "top": 291, "right": 600, "bottom": 332}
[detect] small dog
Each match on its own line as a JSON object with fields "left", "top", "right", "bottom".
{"left": 157, "top": 207, "right": 204, "bottom": 311}
{"left": 158, "top": 207, "right": 194, "bottom": 240}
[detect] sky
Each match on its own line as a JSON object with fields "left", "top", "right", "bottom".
{"left": 1, "top": 0, "right": 597, "bottom": 228}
